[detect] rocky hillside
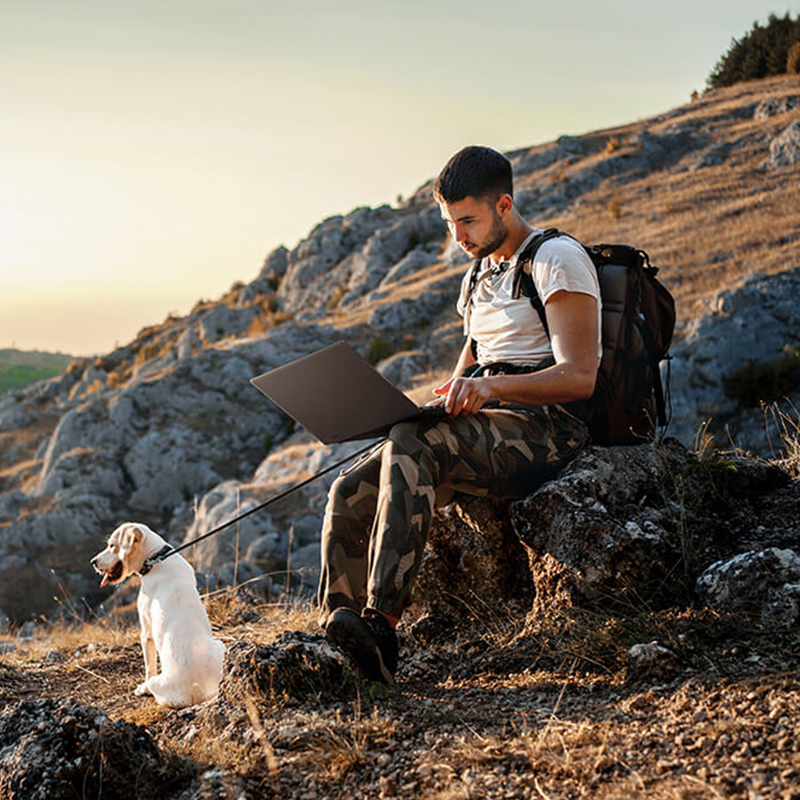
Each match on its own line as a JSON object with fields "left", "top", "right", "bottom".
{"left": 0, "top": 75, "right": 799, "bottom": 624}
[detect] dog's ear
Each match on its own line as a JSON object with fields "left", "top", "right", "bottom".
{"left": 123, "top": 524, "right": 144, "bottom": 549}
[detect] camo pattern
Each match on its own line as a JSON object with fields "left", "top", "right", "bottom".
{"left": 317, "top": 404, "right": 588, "bottom": 625}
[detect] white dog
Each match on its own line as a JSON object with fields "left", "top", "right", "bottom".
{"left": 91, "top": 522, "right": 225, "bottom": 708}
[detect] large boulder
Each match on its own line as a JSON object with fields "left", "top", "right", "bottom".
{"left": 762, "top": 121, "right": 800, "bottom": 169}
{"left": 218, "top": 633, "right": 357, "bottom": 703}
{"left": 509, "top": 442, "right": 691, "bottom": 613}
{"left": 412, "top": 495, "right": 534, "bottom": 628}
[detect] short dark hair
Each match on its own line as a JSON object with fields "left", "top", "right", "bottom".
{"left": 433, "top": 146, "right": 513, "bottom": 203}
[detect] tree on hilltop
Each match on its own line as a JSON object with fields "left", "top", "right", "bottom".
{"left": 708, "top": 12, "right": 800, "bottom": 89}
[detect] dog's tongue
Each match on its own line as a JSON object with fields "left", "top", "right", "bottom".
{"left": 100, "top": 573, "right": 110, "bottom": 588}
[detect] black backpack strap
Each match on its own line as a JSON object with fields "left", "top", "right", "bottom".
{"left": 512, "top": 228, "right": 564, "bottom": 339}
{"left": 639, "top": 322, "right": 669, "bottom": 428}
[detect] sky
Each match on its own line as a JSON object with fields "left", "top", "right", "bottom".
{"left": 1, "top": 0, "right": 794, "bottom": 356}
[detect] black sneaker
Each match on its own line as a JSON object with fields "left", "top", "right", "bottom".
{"left": 325, "top": 607, "right": 398, "bottom": 684}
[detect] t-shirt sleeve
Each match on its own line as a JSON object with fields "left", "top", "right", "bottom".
{"left": 529, "top": 239, "right": 600, "bottom": 304}
{"left": 456, "top": 268, "right": 471, "bottom": 318}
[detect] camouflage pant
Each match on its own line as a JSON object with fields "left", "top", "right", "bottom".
{"left": 317, "top": 405, "right": 588, "bottom": 626}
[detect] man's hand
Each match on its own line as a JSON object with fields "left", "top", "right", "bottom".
{"left": 432, "top": 377, "right": 494, "bottom": 416}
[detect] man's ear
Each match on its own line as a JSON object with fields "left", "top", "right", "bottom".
{"left": 495, "top": 193, "right": 514, "bottom": 217}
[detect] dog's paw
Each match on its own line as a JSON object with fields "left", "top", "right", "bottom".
{"left": 134, "top": 682, "right": 151, "bottom": 696}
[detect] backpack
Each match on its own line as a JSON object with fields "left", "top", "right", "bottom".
{"left": 465, "top": 228, "right": 676, "bottom": 446}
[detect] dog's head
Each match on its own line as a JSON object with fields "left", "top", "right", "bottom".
{"left": 91, "top": 522, "right": 155, "bottom": 587}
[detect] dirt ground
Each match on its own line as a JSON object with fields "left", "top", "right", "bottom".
{"left": 2, "top": 592, "right": 800, "bottom": 800}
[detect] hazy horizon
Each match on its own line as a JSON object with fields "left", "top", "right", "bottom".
{"left": 1, "top": 0, "right": 789, "bottom": 356}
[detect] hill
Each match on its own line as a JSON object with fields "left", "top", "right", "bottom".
{"left": 0, "top": 74, "right": 799, "bottom": 800}
{"left": 0, "top": 348, "right": 72, "bottom": 395}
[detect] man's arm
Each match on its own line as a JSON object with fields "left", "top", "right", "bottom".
{"left": 440, "top": 290, "right": 600, "bottom": 416}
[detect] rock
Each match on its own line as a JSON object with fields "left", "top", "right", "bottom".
{"left": 762, "top": 122, "right": 800, "bottom": 170}
{"left": 380, "top": 249, "right": 438, "bottom": 287}
{"left": 277, "top": 206, "right": 397, "bottom": 313}
{"left": 218, "top": 633, "right": 358, "bottom": 703}
{"left": 627, "top": 642, "right": 682, "bottom": 681}
{"left": 197, "top": 769, "right": 246, "bottom": 800}
{"left": 509, "top": 441, "right": 690, "bottom": 612}
{"left": 667, "top": 267, "right": 800, "bottom": 452}
{"left": 413, "top": 495, "right": 533, "bottom": 625}
{"left": 754, "top": 96, "right": 798, "bottom": 120}
{"left": 377, "top": 350, "right": 431, "bottom": 388}
{"left": 0, "top": 698, "right": 191, "bottom": 799}
{"left": 0, "top": 642, "right": 15, "bottom": 655}
{"left": 244, "top": 530, "right": 290, "bottom": 572}
{"left": 284, "top": 542, "right": 321, "bottom": 594}
{"left": 690, "top": 142, "right": 732, "bottom": 171}
{"left": 695, "top": 548, "right": 800, "bottom": 625}
{"left": 368, "top": 291, "right": 452, "bottom": 332}
{"left": 195, "top": 304, "right": 257, "bottom": 344}
{"left": 182, "top": 481, "right": 285, "bottom": 572}
{"left": 259, "top": 244, "right": 289, "bottom": 282}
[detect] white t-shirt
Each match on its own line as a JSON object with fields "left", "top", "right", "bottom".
{"left": 456, "top": 229, "right": 602, "bottom": 366}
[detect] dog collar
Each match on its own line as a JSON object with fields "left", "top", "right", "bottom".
{"left": 139, "top": 545, "right": 175, "bottom": 576}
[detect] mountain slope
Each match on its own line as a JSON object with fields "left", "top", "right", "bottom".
{"left": 0, "top": 74, "right": 798, "bottom": 622}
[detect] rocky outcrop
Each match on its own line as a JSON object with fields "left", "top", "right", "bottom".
{"left": 1, "top": 76, "right": 799, "bottom": 625}
{"left": 219, "top": 633, "right": 357, "bottom": 703}
{"left": 276, "top": 205, "right": 445, "bottom": 315}
{"left": 0, "top": 698, "right": 191, "bottom": 799}
{"left": 667, "top": 267, "right": 800, "bottom": 451}
{"left": 412, "top": 496, "right": 534, "bottom": 629}
{"left": 0, "top": 325, "right": 336, "bottom": 619}
{"left": 754, "top": 95, "right": 799, "bottom": 119}
{"left": 510, "top": 442, "right": 691, "bottom": 613}
{"left": 762, "top": 121, "right": 800, "bottom": 169}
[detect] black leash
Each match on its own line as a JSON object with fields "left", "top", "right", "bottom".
{"left": 138, "top": 439, "right": 382, "bottom": 576}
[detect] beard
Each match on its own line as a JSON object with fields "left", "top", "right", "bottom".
{"left": 465, "top": 211, "right": 509, "bottom": 259}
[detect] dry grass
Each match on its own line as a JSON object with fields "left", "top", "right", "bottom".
{"left": 529, "top": 75, "right": 800, "bottom": 333}
{"left": 763, "top": 401, "right": 800, "bottom": 477}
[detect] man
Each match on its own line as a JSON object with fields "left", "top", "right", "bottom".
{"left": 319, "top": 146, "right": 601, "bottom": 684}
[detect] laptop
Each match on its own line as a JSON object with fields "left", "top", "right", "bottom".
{"left": 249, "top": 341, "right": 450, "bottom": 444}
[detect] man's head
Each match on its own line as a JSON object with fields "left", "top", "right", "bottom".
{"left": 434, "top": 146, "right": 515, "bottom": 260}
{"left": 433, "top": 146, "right": 513, "bottom": 205}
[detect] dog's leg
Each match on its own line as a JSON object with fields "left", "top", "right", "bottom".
{"left": 135, "top": 630, "right": 158, "bottom": 696}
{"left": 144, "top": 674, "right": 195, "bottom": 708}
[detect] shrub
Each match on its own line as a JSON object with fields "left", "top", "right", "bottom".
{"left": 367, "top": 336, "right": 393, "bottom": 366}
{"left": 607, "top": 197, "right": 622, "bottom": 221}
{"left": 605, "top": 136, "right": 620, "bottom": 155}
{"left": 787, "top": 40, "right": 800, "bottom": 73}
{"left": 327, "top": 286, "right": 346, "bottom": 311}
{"left": 708, "top": 13, "right": 800, "bottom": 89}
{"left": 722, "top": 345, "right": 800, "bottom": 407}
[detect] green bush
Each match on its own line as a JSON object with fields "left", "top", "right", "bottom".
{"left": 708, "top": 13, "right": 800, "bottom": 89}
{"left": 722, "top": 346, "right": 800, "bottom": 407}
{"left": 367, "top": 336, "right": 394, "bottom": 366}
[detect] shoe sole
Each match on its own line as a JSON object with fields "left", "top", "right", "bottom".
{"left": 326, "top": 612, "right": 395, "bottom": 685}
